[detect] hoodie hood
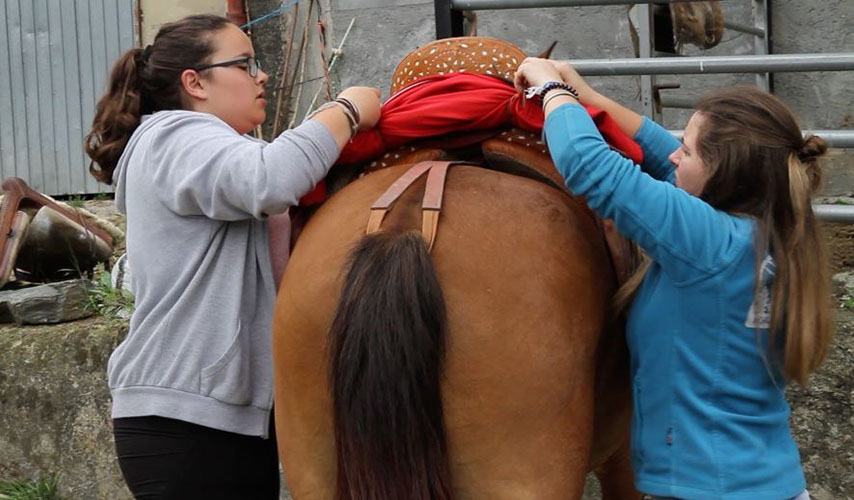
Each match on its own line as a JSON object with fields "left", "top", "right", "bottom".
{"left": 113, "top": 111, "right": 205, "bottom": 214}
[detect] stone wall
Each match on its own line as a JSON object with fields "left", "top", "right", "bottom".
{"left": 0, "top": 318, "right": 130, "bottom": 499}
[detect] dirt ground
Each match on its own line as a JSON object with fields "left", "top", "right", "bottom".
{"left": 787, "top": 223, "right": 854, "bottom": 499}
{"left": 3, "top": 201, "right": 853, "bottom": 498}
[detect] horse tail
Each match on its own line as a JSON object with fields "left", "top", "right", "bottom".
{"left": 329, "top": 230, "right": 452, "bottom": 500}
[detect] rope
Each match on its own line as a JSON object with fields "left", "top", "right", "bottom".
{"left": 241, "top": 0, "right": 306, "bottom": 30}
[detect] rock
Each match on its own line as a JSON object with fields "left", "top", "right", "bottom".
{"left": 0, "top": 317, "right": 130, "bottom": 500}
{"left": 0, "top": 279, "right": 93, "bottom": 325}
{"left": 110, "top": 253, "right": 132, "bottom": 294}
{"left": 834, "top": 271, "right": 854, "bottom": 297}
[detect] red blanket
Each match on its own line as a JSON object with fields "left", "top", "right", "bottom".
{"left": 301, "top": 72, "right": 643, "bottom": 205}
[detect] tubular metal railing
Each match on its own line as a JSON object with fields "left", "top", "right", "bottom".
{"left": 434, "top": 0, "right": 854, "bottom": 222}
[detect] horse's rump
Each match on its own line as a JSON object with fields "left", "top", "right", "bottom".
{"left": 273, "top": 163, "right": 617, "bottom": 499}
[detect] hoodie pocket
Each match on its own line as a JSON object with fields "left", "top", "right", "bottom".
{"left": 200, "top": 320, "right": 252, "bottom": 405}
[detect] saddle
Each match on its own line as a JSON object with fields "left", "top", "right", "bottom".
{"left": 0, "top": 177, "right": 114, "bottom": 289}
{"left": 355, "top": 37, "right": 640, "bottom": 284}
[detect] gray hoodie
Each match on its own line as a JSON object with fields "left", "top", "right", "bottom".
{"left": 109, "top": 110, "right": 338, "bottom": 437}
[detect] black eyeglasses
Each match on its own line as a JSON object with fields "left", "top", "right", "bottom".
{"left": 194, "top": 56, "right": 261, "bottom": 78}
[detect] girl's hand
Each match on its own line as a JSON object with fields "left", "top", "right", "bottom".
{"left": 514, "top": 57, "right": 564, "bottom": 93}
{"left": 338, "top": 87, "right": 382, "bottom": 130}
{"left": 551, "top": 60, "right": 595, "bottom": 103}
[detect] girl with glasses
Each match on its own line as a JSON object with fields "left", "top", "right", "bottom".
{"left": 85, "top": 14, "right": 381, "bottom": 499}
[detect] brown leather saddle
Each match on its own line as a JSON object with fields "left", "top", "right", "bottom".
{"left": 357, "top": 37, "right": 639, "bottom": 284}
{"left": 0, "top": 177, "right": 114, "bottom": 288}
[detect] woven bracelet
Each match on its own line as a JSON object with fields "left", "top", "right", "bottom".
{"left": 307, "top": 101, "right": 358, "bottom": 139}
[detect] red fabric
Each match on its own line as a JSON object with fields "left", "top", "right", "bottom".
{"left": 338, "top": 73, "right": 643, "bottom": 165}
{"left": 301, "top": 72, "right": 644, "bottom": 205}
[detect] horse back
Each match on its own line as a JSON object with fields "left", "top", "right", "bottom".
{"left": 274, "top": 163, "right": 618, "bottom": 499}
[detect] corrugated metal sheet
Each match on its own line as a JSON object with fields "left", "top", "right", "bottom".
{"left": 0, "top": 0, "right": 136, "bottom": 195}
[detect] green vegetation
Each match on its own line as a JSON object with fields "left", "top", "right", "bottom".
{"left": 0, "top": 475, "right": 63, "bottom": 500}
{"left": 64, "top": 196, "right": 87, "bottom": 209}
{"left": 85, "top": 265, "right": 134, "bottom": 319}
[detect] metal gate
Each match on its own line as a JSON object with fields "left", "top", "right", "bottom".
{"left": 0, "top": 0, "right": 137, "bottom": 196}
{"left": 435, "top": 0, "right": 854, "bottom": 222}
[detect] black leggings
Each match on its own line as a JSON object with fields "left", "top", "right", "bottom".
{"left": 113, "top": 415, "right": 279, "bottom": 500}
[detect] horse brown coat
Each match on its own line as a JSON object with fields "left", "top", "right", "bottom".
{"left": 272, "top": 163, "right": 639, "bottom": 499}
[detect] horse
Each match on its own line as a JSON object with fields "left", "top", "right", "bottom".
{"left": 272, "top": 37, "right": 641, "bottom": 500}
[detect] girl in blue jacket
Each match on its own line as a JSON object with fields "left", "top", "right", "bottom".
{"left": 515, "top": 58, "right": 832, "bottom": 500}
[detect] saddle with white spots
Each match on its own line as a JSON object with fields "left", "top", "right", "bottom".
{"left": 351, "top": 37, "right": 639, "bottom": 284}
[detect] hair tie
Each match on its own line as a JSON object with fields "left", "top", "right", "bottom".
{"left": 142, "top": 45, "right": 153, "bottom": 64}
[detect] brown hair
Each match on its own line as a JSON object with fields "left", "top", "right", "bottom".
{"left": 84, "top": 15, "right": 232, "bottom": 184}
{"left": 617, "top": 87, "right": 833, "bottom": 386}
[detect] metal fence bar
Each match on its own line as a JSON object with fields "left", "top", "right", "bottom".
{"left": 668, "top": 130, "right": 854, "bottom": 149}
{"left": 811, "top": 131, "right": 854, "bottom": 149}
{"left": 723, "top": 20, "right": 764, "bottom": 38}
{"left": 573, "top": 53, "right": 854, "bottom": 76}
{"left": 451, "top": 0, "right": 710, "bottom": 9}
{"left": 435, "top": 0, "right": 464, "bottom": 39}
{"left": 753, "top": 0, "right": 770, "bottom": 90}
{"left": 636, "top": 4, "right": 656, "bottom": 120}
{"left": 814, "top": 205, "right": 854, "bottom": 224}
{"left": 659, "top": 95, "right": 696, "bottom": 109}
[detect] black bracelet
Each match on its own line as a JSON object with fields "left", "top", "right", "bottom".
{"left": 539, "top": 81, "right": 579, "bottom": 102}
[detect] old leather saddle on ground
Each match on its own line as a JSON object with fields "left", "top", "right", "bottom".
{"left": 0, "top": 177, "right": 114, "bottom": 289}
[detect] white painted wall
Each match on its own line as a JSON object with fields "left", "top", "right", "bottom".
{"left": 139, "top": 0, "right": 226, "bottom": 45}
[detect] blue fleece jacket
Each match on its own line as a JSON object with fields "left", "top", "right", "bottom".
{"left": 544, "top": 103, "right": 805, "bottom": 500}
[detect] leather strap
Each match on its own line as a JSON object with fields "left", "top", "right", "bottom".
{"left": 370, "top": 161, "right": 435, "bottom": 210}
{"left": 420, "top": 162, "right": 451, "bottom": 250}
{"left": 366, "top": 161, "right": 464, "bottom": 251}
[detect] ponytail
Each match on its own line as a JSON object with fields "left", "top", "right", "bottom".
{"left": 84, "top": 47, "right": 145, "bottom": 184}
{"left": 772, "top": 135, "right": 831, "bottom": 385}
{"left": 84, "top": 14, "right": 233, "bottom": 185}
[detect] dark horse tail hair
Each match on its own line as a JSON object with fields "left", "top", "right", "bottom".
{"left": 329, "top": 230, "right": 452, "bottom": 500}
